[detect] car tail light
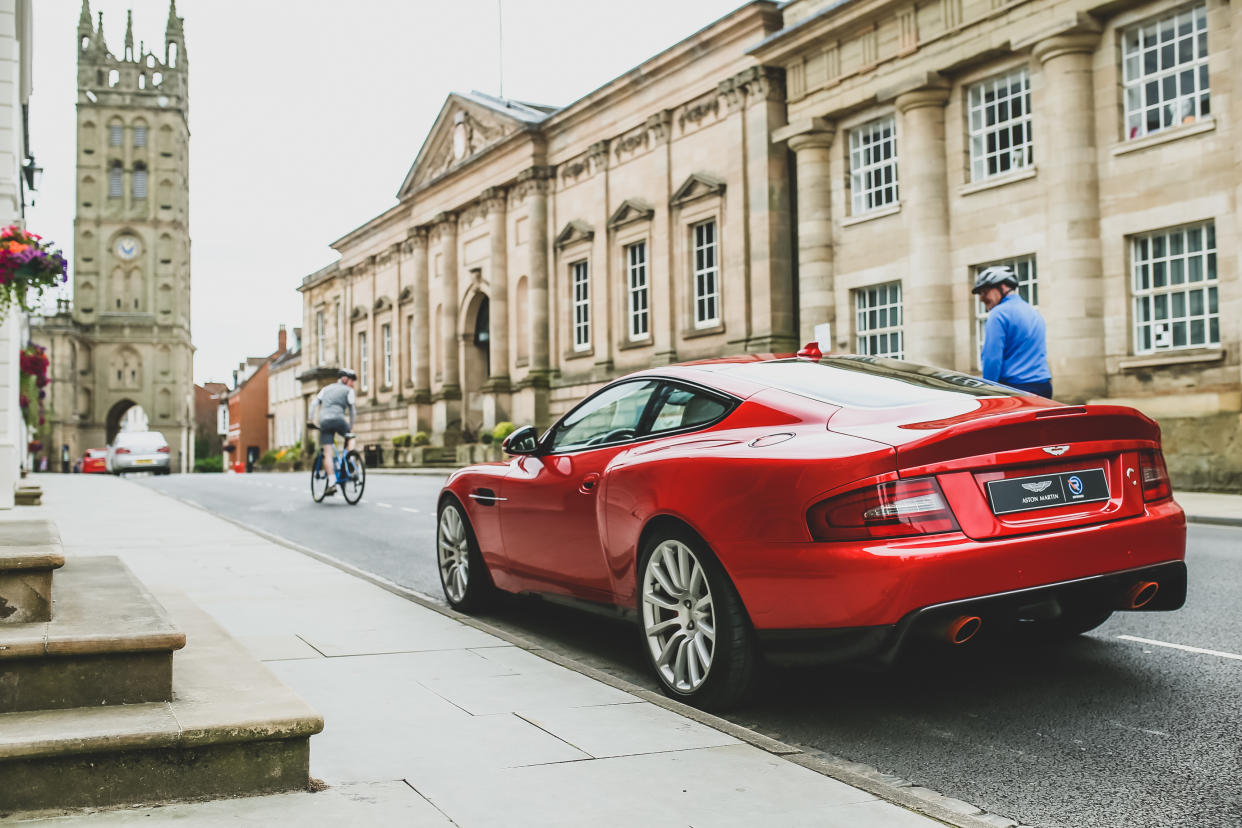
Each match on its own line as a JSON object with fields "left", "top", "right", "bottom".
{"left": 807, "top": 477, "right": 960, "bottom": 542}
{"left": 115, "top": 448, "right": 131, "bottom": 455}
{"left": 1138, "top": 449, "right": 1172, "bottom": 502}
{"left": 157, "top": 446, "right": 170, "bottom": 453}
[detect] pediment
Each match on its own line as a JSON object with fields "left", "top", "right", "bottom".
{"left": 350, "top": 305, "right": 367, "bottom": 321}
{"left": 670, "top": 173, "right": 726, "bottom": 208}
{"left": 554, "top": 220, "right": 595, "bottom": 249}
{"left": 398, "top": 285, "right": 414, "bottom": 304}
{"left": 607, "top": 199, "right": 655, "bottom": 230}
{"left": 374, "top": 295, "right": 393, "bottom": 311}
{"left": 398, "top": 93, "right": 536, "bottom": 198}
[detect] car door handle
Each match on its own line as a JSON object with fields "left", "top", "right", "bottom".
{"left": 579, "top": 473, "right": 601, "bottom": 494}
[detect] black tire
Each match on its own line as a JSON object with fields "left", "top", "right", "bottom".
{"left": 310, "top": 454, "right": 329, "bottom": 502}
{"left": 436, "top": 497, "right": 495, "bottom": 612}
{"left": 341, "top": 450, "right": 366, "bottom": 505}
{"left": 637, "top": 526, "right": 757, "bottom": 711}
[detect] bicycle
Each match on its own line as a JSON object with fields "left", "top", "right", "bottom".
{"left": 307, "top": 425, "right": 366, "bottom": 504}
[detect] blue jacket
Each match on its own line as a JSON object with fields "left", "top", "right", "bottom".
{"left": 981, "top": 292, "right": 1050, "bottom": 386}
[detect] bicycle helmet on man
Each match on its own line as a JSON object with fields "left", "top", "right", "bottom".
{"left": 971, "top": 265, "right": 1018, "bottom": 295}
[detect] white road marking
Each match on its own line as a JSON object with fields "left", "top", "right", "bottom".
{"left": 401, "top": 507, "right": 419, "bottom": 514}
{"left": 376, "top": 503, "right": 393, "bottom": 508}
{"left": 1117, "top": 635, "right": 1242, "bottom": 662}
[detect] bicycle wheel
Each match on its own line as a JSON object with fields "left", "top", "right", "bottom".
{"left": 310, "top": 453, "right": 329, "bottom": 502}
{"left": 341, "top": 450, "right": 366, "bottom": 504}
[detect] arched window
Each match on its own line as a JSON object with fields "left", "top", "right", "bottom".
{"left": 133, "top": 121, "right": 148, "bottom": 147}
{"left": 133, "top": 163, "right": 147, "bottom": 199}
{"left": 108, "top": 119, "right": 123, "bottom": 147}
{"left": 108, "top": 69, "right": 119, "bottom": 87}
{"left": 108, "top": 162, "right": 123, "bottom": 199}
{"left": 168, "top": 42, "right": 178, "bottom": 68}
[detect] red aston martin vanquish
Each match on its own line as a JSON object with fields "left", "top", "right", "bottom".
{"left": 437, "top": 350, "right": 1187, "bottom": 709}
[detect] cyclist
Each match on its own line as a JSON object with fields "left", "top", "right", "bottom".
{"left": 972, "top": 265, "right": 1052, "bottom": 398}
{"left": 308, "top": 369, "right": 357, "bottom": 496}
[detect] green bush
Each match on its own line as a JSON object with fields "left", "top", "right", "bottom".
{"left": 412, "top": 431, "right": 430, "bottom": 447}
{"left": 257, "top": 449, "right": 278, "bottom": 468}
{"left": 194, "top": 455, "right": 222, "bottom": 473}
{"left": 392, "top": 433, "right": 412, "bottom": 447}
{"left": 492, "top": 422, "right": 516, "bottom": 444}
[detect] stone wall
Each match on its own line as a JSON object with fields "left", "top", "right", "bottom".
{"left": 1158, "top": 411, "right": 1242, "bottom": 493}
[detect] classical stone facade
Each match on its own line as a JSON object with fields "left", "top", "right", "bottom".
{"left": 298, "top": 0, "right": 1239, "bottom": 489}
{"left": 755, "top": 0, "right": 1240, "bottom": 489}
{"left": 298, "top": 4, "right": 792, "bottom": 446}
{"left": 33, "top": 2, "right": 194, "bottom": 471}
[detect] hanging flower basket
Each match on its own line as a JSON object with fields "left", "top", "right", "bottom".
{"left": 18, "top": 342, "right": 49, "bottom": 428}
{"left": 0, "top": 226, "right": 67, "bottom": 317}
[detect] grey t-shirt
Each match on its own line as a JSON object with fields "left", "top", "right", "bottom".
{"left": 310, "top": 381, "right": 356, "bottom": 426}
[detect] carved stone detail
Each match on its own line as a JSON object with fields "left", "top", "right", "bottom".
{"left": 406, "top": 227, "right": 429, "bottom": 250}
{"left": 736, "top": 66, "right": 785, "bottom": 106}
{"left": 613, "top": 125, "right": 649, "bottom": 161}
{"left": 508, "top": 165, "right": 555, "bottom": 207}
{"left": 678, "top": 91, "right": 720, "bottom": 133}
{"left": 418, "top": 107, "right": 514, "bottom": 187}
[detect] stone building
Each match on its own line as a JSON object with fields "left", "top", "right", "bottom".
{"left": 268, "top": 327, "right": 303, "bottom": 453}
{"left": 33, "top": 2, "right": 194, "bottom": 472}
{"left": 299, "top": 0, "right": 1239, "bottom": 488}
{"left": 299, "top": 4, "right": 792, "bottom": 445}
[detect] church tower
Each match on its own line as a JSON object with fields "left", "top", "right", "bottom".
{"left": 36, "top": 1, "right": 194, "bottom": 470}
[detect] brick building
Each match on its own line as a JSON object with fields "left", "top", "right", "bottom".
{"left": 220, "top": 327, "right": 287, "bottom": 473}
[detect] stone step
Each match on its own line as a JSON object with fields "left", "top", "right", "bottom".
{"left": 0, "top": 521, "right": 65, "bottom": 624}
{"left": 0, "top": 590, "right": 323, "bottom": 815}
{"left": 14, "top": 485, "right": 42, "bottom": 506}
{"left": 0, "top": 557, "right": 186, "bottom": 713}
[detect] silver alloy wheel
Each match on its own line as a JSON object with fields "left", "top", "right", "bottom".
{"left": 438, "top": 505, "right": 470, "bottom": 603}
{"left": 641, "top": 539, "right": 716, "bottom": 693}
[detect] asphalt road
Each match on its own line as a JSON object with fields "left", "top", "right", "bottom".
{"left": 137, "top": 471, "right": 1241, "bottom": 828}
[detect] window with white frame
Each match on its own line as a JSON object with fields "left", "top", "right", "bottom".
{"left": 974, "top": 256, "right": 1038, "bottom": 365}
{"left": 968, "top": 68, "right": 1032, "bottom": 182}
{"left": 849, "top": 116, "right": 898, "bottom": 215}
{"left": 692, "top": 219, "right": 720, "bottom": 327}
{"left": 358, "top": 331, "right": 369, "bottom": 392}
{"left": 315, "top": 310, "right": 325, "bottom": 364}
{"left": 382, "top": 323, "right": 393, "bottom": 386}
{"left": 1132, "top": 221, "right": 1217, "bottom": 353}
{"left": 571, "top": 260, "right": 590, "bottom": 351}
{"left": 1123, "top": 4, "right": 1209, "bottom": 140}
{"left": 855, "top": 282, "right": 903, "bottom": 359}
{"left": 626, "top": 241, "right": 649, "bottom": 341}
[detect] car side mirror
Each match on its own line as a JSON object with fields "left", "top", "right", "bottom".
{"left": 502, "top": 425, "right": 541, "bottom": 456}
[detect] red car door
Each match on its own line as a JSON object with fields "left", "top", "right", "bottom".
{"left": 500, "top": 380, "right": 662, "bottom": 602}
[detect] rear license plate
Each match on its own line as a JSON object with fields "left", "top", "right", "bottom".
{"left": 986, "top": 468, "right": 1109, "bottom": 516}
{"left": 135, "top": 458, "right": 153, "bottom": 465}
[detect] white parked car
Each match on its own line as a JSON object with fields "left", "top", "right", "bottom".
{"left": 108, "top": 430, "right": 171, "bottom": 476}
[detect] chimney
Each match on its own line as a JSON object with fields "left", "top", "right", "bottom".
{"left": 278, "top": 324, "right": 287, "bottom": 355}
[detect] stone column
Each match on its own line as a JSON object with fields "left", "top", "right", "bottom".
{"left": 524, "top": 170, "right": 551, "bottom": 374}
{"left": 1032, "top": 25, "right": 1105, "bottom": 401}
{"left": 776, "top": 117, "right": 836, "bottom": 345}
{"left": 408, "top": 228, "right": 431, "bottom": 408}
{"left": 896, "top": 80, "right": 954, "bottom": 368}
{"left": 432, "top": 212, "right": 461, "bottom": 442}
{"left": 483, "top": 187, "right": 510, "bottom": 387}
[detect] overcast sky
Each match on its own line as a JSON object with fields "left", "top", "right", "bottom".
{"left": 28, "top": 0, "right": 745, "bottom": 385}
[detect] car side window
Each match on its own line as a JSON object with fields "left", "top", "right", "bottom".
{"left": 648, "top": 384, "right": 731, "bottom": 435}
{"left": 548, "top": 380, "right": 660, "bottom": 452}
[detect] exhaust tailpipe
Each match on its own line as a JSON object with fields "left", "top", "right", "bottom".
{"left": 1124, "top": 580, "right": 1159, "bottom": 609}
{"left": 944, "top": 615, "right": 983, "bottom": 645}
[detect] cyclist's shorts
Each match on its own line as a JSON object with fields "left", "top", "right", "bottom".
{"left": 319, "top": 417, "right": 349, "bottom": 447}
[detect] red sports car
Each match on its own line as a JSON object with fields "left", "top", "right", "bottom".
{"left": 437, "top": 350, "right": 1186, "bottom": 709}
{"left": 81, "top": 448, "right": 108, "bottom": 474}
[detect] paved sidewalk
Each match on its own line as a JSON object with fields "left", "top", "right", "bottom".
{"left": 1174, "top": 491, "right": 1242, "bottom": 526}
{"left": 4, "top": 476, "right": 949, "bottom": 827}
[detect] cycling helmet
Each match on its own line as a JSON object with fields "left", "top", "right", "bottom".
{"left": 972, "top": 265, "right": 1018, "bottom": 294}
{"left": 338, "top": 369, "right": 357, "bottom": 380}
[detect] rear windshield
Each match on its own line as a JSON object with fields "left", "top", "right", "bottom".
{"left": 115, "top": 431, "right": 168, "bottom": 450}
{"left": 720, "top": 356, "right": 1025, "bottom": 408}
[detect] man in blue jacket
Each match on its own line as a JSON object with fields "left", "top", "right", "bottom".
{"left": 973, "top": 265, "right": 1053, "bottom": 398}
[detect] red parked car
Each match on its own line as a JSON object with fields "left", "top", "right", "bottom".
{"left": 81, "top": 448, "right": 108, "bottom": 474}
{"left": 437, "top": 350, "right": 1187, "bottom": 709}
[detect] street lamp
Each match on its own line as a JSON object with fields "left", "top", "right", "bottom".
{"left": 22, "top": 156, "right": 42, "bottom": 192}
